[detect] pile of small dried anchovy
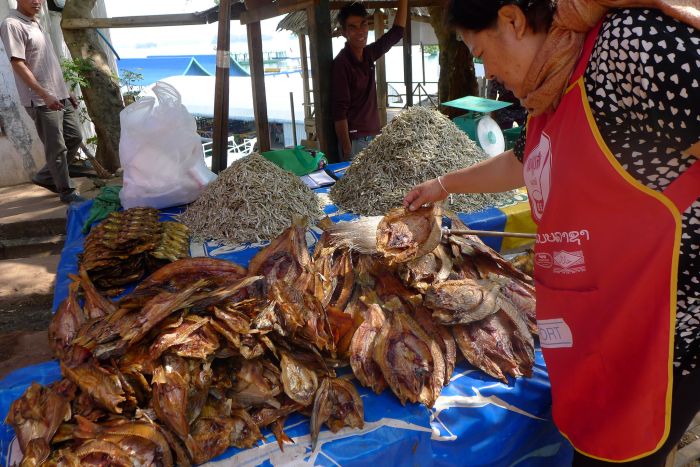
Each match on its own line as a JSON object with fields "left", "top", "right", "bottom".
{"left": 179, "top": 153, "right": 322, "bottom": 243}
{"left": 330, "top": 107, "right": 515, "bottom": 216}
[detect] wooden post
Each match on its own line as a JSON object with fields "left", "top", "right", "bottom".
{"left": 403, "top": 15, "right": 413, "bottom": 107}
{"left": 374, "top": 10, "right": 387, "bottom": 128}
{"left": 299, "top": 33, "right": 312, "bottom": 121}
{"left": 306, "top": 1, "right": 337, "bottom": 161}
{"left": 212, "top": 0, "right": 231, "bottom": 173}
{"left": 403, "top": 11, "right": 413, "bottom": 107}
{"left": 247, "top": 21, "right": 271, "bottom": 152}
{"left": 289, "top": 91, "right": 297, "bottom": 147}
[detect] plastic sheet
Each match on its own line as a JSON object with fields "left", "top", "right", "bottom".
{"left": 2, "top": 163, "right": 571, "bottom": 466}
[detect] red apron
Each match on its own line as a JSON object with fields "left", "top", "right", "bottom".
{"left": 524, "top": 22, "right": 700, "bottom": 461}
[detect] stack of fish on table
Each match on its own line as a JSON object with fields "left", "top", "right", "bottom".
{"left": 6, "top": 205, "right": 535, "bottom": 466}
{"left": 80, "top": 207, "right": 190, "bottom": 297}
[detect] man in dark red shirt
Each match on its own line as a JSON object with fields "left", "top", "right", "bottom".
{"left": 331, "top": 0, "right": 407, "bottom": 161}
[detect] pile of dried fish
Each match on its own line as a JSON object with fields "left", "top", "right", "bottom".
{"left": 330, "top": 106, "right": 515, "bottom": 216}
{"left": 179, "top": 153, "right": 322, "bottom": 243}
{"left": 11, "top": 223, "right": 363, "bottom": 465}
{"left": 80, "top": 208, "right": 190, "bottom": 295}
{"left": 8, "top": 210, "right": 535, "bottom": 465}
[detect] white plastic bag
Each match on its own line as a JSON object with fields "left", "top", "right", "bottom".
{"left": 119, "top": 81, "right": 216, "bottom": 209}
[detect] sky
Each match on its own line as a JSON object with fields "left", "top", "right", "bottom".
{"left": 104, "top": 0, "right": 303, "bottom": 58}
{"left": 101, "top": 0, "right": 440, "bottom": 82}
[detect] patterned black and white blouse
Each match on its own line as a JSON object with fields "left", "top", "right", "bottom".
{"left": 515, "top": 8, "right": 700, "bottom": 376}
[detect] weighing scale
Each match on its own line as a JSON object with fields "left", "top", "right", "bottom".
{"left": 442, "top": 95, "right": 513, "bottom": 157}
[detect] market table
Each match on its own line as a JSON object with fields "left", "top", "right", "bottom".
{"left": 0, "top": 164, "right": 571, "bottom": 466}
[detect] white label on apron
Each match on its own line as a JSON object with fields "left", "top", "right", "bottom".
{"left": 537, "top": 318, "right": 573, "bottom": 348}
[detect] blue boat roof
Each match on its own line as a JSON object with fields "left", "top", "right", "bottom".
{"left": 117, "top": 55, "right": 250, "bottom": 86}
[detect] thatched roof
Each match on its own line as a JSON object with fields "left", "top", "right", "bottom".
{"left": 277, "top": 7, "right": 431, "bottom": 35}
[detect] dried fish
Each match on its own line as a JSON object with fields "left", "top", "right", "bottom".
{"left": 61, "top": 362, "right": 126, "bottom": 414}
{"left": 280, "top": 351, "right": 319, "bottom": 406}
{"left": 310, "top": 378, "right": 364, "bottom": 450}
{"left": 5, "top": 383, "right": 71, "bottom": 466}
{"left": 376, "top": 205, "right": 443, "bottom": 263}
{"left": 425, "top": 278, "right": 505, "bottom": 325}
{"left": 179, "top": 153, "right": 322, "bottom": 243}
{"left": 373, "top": 298, "right": 445, "bottom": 407}
{"left": 330, "top": 107, "right": 515, "bottom": 216}
{"left": 152, "top": 364, "right": 190, "bottom": 439}
{"left": 399, "top": 243, "right": 453, "bottom": 293}
{"left": 349, "top": 303, "right": 387, "bottom": 394}
{"left": 48, "top": 279, "right": 87, "bottom": 363}
{"left": 453, "top": 307, "right": 534, "bottom": 383}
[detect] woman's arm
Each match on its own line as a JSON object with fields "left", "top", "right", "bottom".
{"left": 403, "top": 150, "right": 525, "bottom": 211}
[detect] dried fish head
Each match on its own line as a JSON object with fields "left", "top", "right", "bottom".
{"left": 152, "top": 363, "right": 190, "bottom": 440}
{"left": 399, "top": 243, "right": 453, "bottom": 293}
{"left": 48, "top": 280, "right": 86, "bottom": 363}
{"left": 425, "top": 278, "right": 505, "bottom": 325}
{"left": 280, "top": 351, "right": 319, "bottom": 406}
{"left": 232, "top": 359, "right": 282, "bottom": 407}
{"left": 310, "top": 378, "right": 364, "bottom": 450}
{"left": 229, "top": 409, "right": 264, "bottom": 448}
{"left": 377, "top": 205, "right": 443, "bottom": 264}
{"left": 150, "top": 315, "right": 211, "bottom": 360}
{"left": 5, "top": 383, "right": 71, "bottom": 462}
{"left": 61, "top": 362, "right": 126, "bottom": 414}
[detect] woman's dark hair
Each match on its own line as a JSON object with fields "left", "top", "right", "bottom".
{"left": 338, "top": 2, "right": 370, "bottom": 29}
{"left": 446, "top": 0, "right": 556, "bottom": 33}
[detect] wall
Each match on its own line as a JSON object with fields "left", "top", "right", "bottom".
{"left": 0, "top": 0, "right": 113, "bottom": 187}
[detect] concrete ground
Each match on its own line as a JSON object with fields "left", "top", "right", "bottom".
{"left": 0, "top": 176, "right": 698, "bottom": 466}
{"left": 0, "top": 176, "right": 101, "bottom": 379}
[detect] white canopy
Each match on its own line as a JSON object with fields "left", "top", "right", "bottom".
{"left": 150, "top": 74, "right": 307, "bottom": 124}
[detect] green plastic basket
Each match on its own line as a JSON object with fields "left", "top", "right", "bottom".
{"left": 261, "top": 146, "right": 327, "bottom": 176}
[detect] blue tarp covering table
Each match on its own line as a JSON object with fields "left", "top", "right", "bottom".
{"left": 0, "top": 164, "right": 571, "bottom": 466}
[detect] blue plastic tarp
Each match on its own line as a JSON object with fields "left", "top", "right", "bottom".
{"left": 1, "top": 163, "right": 572, "bottom": 466}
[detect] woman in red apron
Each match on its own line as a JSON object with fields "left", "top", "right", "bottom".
{"left": 404, "top": 0, "right": 700, "bottom": 465}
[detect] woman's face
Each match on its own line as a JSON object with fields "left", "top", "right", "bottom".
{"left": 458, "top": 6, "right": 543, "bottom": 99}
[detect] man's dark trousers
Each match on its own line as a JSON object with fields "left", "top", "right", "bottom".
{"left": 27, "top": 100, "right": 81, "bottom": 197}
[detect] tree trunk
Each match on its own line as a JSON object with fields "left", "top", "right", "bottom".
{"left": 62, "top": 0, "right": 123, "bottom": 173}
{"left": 427, "top": 7, "right": 477, "bottom": 119}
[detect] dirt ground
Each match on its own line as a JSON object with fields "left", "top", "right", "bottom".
{"left": 0, "top": 305, "right": 53, "bottom": 380}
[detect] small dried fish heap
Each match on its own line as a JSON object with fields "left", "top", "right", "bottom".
{"left": 80, "top": 208, "right": 190, "bottom": 296}
{"left": 8, "top": 209, "right": 535, "bottom": 465}
{"left": 179, "top": 153, "right": 322, "bottom": 244}
{"left": 330, "top": 106, "right": 515, "bottom": 216}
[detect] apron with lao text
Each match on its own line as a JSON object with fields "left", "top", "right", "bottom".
{"left": 523, "top": 22, "right": 700, "bottom": 462}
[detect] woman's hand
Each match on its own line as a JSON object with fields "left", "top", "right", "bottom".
{"left": 403, "top": 177, "right": 448, "bottom": 211}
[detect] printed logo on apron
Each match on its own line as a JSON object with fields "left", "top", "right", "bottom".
{"left": 524, "top": 132, "right": 552, "bottom": 221}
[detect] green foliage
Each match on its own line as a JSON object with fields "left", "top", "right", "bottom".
{"left": 119, "top": 69, "right": 144, "bottom": 101}
{"left": 423, "top": 44, "right": 439, "bottom": 55}
{"left": 60, "top": 57, "right": 95, "bottom": 91}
